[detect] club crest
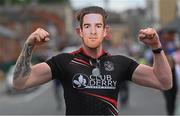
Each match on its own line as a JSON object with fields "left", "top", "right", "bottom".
{"left": 104, "top": 61, "right": 114, "bottom": 71}
{"left": 72, "top": 73, "right": 89, "bottom": 89}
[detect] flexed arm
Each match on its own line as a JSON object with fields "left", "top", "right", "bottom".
{"left": 132, "top": 28, "right": 172, "bottom": 90}
{"left": 12, "top": 28, "right": 52, "bottom": 90}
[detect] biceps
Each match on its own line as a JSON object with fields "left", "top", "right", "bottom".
{"left": 26, "top": 62, "right": 52, "bottom": 88}
{"left": 131, "top": 64, "right": 162, "bottom": 89}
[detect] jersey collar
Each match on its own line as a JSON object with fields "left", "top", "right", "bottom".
{"left": 79, "top": 47, "right": 108, "bottom": 59}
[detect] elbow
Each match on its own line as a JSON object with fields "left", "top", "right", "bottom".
{"left": 161, "top": 82, "right": 172, "bottom": 91}
{"left": 160, "top": 74, "right": 173, "bottom": 91}
{"left": 168, "top": 82, "right": 173, "bottom": 90}
{"left": 11, "top": 81, "right": 26, "bottom": 91}
{"left": 12, "top": 85, "right": 26, "bottom": 91}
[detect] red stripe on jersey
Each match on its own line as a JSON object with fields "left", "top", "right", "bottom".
{"left": 85, "top": 92, "right": 117, "bottom": 108}
{"left": 73, "top": 58, "right": 90, "bottom": 66}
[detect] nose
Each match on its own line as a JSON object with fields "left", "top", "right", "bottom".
{"left": 90, "top": 26, "right": 96, "bottom": 35}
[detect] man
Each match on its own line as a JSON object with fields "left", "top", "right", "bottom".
{"left": 12, "top": 6, "right": 172, "bottom": 115}
{"left": 158, "top": 28, "right": 178, "bottom": 115}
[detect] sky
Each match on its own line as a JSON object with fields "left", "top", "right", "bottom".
{"left": 70, "top": 0, "right": 146, "bottom": 12}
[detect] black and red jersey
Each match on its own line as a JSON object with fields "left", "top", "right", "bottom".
{"left": 46, "top": 47, "right": 139, "bottom": 115}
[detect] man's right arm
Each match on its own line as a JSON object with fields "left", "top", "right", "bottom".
{"left": 12, "top": 28, "right": 52, "bottom": 90}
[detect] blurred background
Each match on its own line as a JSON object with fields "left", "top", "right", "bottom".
{"left": 0, "top": 0, "right": 180, "bottom": 115}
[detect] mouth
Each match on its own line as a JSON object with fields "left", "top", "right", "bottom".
{"left": 89, "top": 37, "right": 97, "bottom": 40}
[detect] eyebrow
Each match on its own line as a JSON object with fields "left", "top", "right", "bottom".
{"left": 83, "top": 24, "right": 90, "bottom": 27}
{"left": 83, "top": 23, "right": 103, "bottom": 27}
{"left": 96, "top": 23, "right": 103, "bottom": 26}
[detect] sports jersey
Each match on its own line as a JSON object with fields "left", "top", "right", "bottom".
{"left": 46, "top": 47, "right": 139, "bottom": 115}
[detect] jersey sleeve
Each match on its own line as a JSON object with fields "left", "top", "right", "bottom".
{"left": 126, "top": 57, "right": 139, "bottom": 81}
{"left": 120, "top": 56, "right": 139, "bottom": 81}
{"left": 45, "top": 54, "right": 66, "bottom": 80}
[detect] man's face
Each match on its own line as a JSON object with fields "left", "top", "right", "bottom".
{"left": 79, "top": 13, "right": 107, "bottom": 49}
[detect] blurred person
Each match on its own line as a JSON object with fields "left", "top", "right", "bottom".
{"left": 118, "top": 81, "right": 129, "bottom": 108}
{"left": 163, "top": 56, "right": 178, "bottom": 115}
{"left": 159, "top": 29, "right": 177, "bottom": 55}
{"left": 174, "top": 49, "right": 180, "bottom": 115}
{"left": 158, "top": 28, "right": 179, "bottom": 115}
{"left": 53, "top": 78, "right": 62, "bottom": 110}
{"left": 11, "top": 6, "right": 172, "bottom": 115}
{"left": 173, "top": 48, "right": 180, "bottom": 84}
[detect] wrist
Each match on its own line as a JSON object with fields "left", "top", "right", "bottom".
{"left": 25, "top": 41, "right": 35, "bottom": 48}
{"left": 151, "top": 43, "right": 162, "bottom": 50}
{"left": 152, "top": 48, "right": 163, "bottom": 54}
{"left": 151, "top": 44, "right": 162, "bottom": 51}
{"left": 24, "top": 42, "right": 35, "bottom": 53}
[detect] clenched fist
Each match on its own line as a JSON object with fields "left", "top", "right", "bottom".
{"left": 25, "top": 28, "right": 50, "bottom": 46}
{"left": 138, "top": 28, "right": 162, "bottom": 50}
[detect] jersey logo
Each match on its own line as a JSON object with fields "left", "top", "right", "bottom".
{"left": 72, "top": 74, "right": 89, "bottom": 88}
{"left": 104, "top": 61, "right": 114, "bottom": 71}
{"left": 72, "top": 73, "right": 117, "bottom": 89}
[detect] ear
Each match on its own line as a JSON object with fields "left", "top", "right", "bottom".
{"left": 75, "top": 26, "right": 83, "bottom": 38}
{"left": 104, "top": 26, "right": 112, "bottom": 40}
{"left": 103, "top": 26, "right": 109, "bottom": 37}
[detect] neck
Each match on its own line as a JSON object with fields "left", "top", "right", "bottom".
{"left": 82, "top": 45, "right": 103, "bottom": 59}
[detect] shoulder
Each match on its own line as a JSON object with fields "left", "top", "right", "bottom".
{"left": 45, "top": 53, "right": 72, "bottom": 65}
{"left": 47, "top": 53, "right": 69, "bottom": 60}
{"left": 51, "top": 52, "right": 76, "bottom": 59}
{"left": 55, "top": 53, "right": 72, "bottom": 58}
{"left": 110, "top": 55, "right": 138, "bottom": 68}
{"left": 111, "top": 54, "right": 136, "bottom": 61}
{"left": 47, "top": 48, "right": 81, "bottom": 61}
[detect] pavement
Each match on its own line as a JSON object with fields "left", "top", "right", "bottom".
{"left": 0, "top": 80, "right": 180, "bottom": 115}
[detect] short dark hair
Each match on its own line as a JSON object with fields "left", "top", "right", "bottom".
{"left": 75, "top": 6, "right": 108, "bottom": 28}
{"left": 158, "top": 27, "right": 177, "bottom": 37}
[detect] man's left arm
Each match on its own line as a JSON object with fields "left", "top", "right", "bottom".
{"left": 132, "top": 28, "right": 172, "bottom": 90}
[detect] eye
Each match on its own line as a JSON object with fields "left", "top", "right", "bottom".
{"left": 97, "top": 25, "right": 102, "bottom": 28}
{"left": 84, "top": 25, "right": 89, "bottom": 28}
